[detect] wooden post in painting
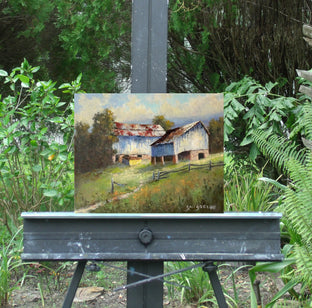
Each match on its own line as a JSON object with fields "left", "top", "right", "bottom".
{"left": 111, "top": 178, "right": 114, "bottom": 194}
{"left": 128, "top": 0, "right": 168, "bottom": 307}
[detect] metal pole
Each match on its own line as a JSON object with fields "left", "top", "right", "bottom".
{"left": 62, "top": 261, "right": 87, "bottom": 308}
{"left": 131, "top": 0, "right": 167, "bottom": 93}
{"left": 202, "top": 262, "right": 228, "bottom": 308}
{"left": 129, "top": 0, "right": 168, "bottom": 307}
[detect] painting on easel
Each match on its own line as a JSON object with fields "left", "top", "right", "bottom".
{"left": 74, "top": 93, "right": 224, "bottom": 213}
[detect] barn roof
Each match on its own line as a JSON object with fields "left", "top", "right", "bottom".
{"left": 114, "top": 122, "right": 165, "bottom": 137}
{"left": 151, "top": 121, "right": 209, "bottom": 146}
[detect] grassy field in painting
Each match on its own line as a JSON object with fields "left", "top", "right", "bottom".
{"left": 75, "top": 153, "right": 223, "bottom": 213}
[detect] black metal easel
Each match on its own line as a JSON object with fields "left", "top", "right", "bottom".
{"left": 22, "top": 1, "right": 283, "bottom": 307}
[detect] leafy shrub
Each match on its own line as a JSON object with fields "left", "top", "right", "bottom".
{"left": 0, "top": 59, "right": 81, "bottom": 231}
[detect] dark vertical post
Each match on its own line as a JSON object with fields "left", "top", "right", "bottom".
{"left": 62, "top": 261, "right": 87, "bottom": 308}
{"left": 129, "top": 0, "right": 168, "bottom": 307}
{"left": 131, "top": 0, "right": 167, "bottom": 93}
{"left": 203, "top": 263, "right": 228, "bottom": 308}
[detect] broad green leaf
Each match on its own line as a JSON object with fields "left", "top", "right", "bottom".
{"left": 43, "top": 189, "right": 58, "bottom": 197}
{"left": 266, "top": 279, "right": 300, "bottom": 308}
{"left": 258, "top": 177, "right": 287, "bottom": 191}
{"left": 59, "top": 83, "right": 71, "bottom": 89}
{"left": 17, "top": 74, "right": 30, "bottom": 87}
{"left": 40, "top": 127, "right": 48, "bottom": 135}
{"left": 32, "top": 164, "right": 42, "bottom": 172}
{"left": 50, "top": 117, "right": 63, "bottom": 123}
{"left": 231, "top": 98, "right": 245, "bottom": 113}
{"left": 249, "top": 143, "right": 260, "bottom": 161}
{"left": 31, "top": 66, "right": 40, "bottom": 73}
{"left": 0, "top": 70, "right": 8, "bottom": 77}
{"left": 30, "top": 140, "right": 38, "bottom": 147}
{"left": 59, "top": 153, "right": 68, "bottom": 161}
{"left": 265, "top": 81, "right": 278, "bottom": 92}
{"left": 269, "top": 111, "right": 282, "bottom": 122}
{"left": 40, "top": 148, "right": 52, "bottom": 156}
{"left": 240, "top": 134, "right": 254, "bottom": 146}
{"left": 250, "top": 259, "right": 294, "bottom": 274}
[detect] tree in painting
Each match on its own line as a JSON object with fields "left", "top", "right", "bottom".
{"left": 208, "top": 117, "right": 224, "bottom": 154}
{"left": 75, "top": 108, "right": 117, "bottom": 173}
{"left": 74, "top": 122, "right": 91, "bottom": 173}
{"left": 152, "top": 115, "right": 174, "bottom": 131}
{"left": 90, "top": 109, "right": 118, "bottom": 170}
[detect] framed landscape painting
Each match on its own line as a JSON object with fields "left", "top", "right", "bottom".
{"left": 74, "top": 93, "right": 224, "bottom": 213}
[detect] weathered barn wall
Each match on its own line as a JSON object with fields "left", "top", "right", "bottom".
{"left": 113, "top": 135, "right": 159, "bottom": 156}
{"left": 151, "top": 122, "right": 209, "bottom": 158}
{"left": 151, "top": 142, "right": 174, "bottom": 158}
{"left": 174, "top": 123, "right": 208, "bottom": 155}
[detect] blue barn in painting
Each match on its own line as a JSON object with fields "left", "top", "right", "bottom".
{"left": 113, "top": 122, "right": 165, "bottom": 164}
{"left": 151, "top": 121, "right": 209, "bottom": 164}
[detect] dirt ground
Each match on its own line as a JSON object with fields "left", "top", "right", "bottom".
{"left": 7, "top": 262, "right": 297, "bottom": 308}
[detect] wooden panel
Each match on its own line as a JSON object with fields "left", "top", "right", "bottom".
{"left": 296, "top": 69, "right": 312, "bottom": 82}
{"left": 299, "top": 85, "right": 312, "bottom": 98}
{"left": 303, "top": 24, "right": 312, "bottom": 39}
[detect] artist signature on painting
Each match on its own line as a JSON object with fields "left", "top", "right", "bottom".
{"left": 185, "top": 204, "right": 217, "bottom": 212}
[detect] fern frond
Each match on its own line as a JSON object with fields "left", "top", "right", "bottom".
{"left": 293, "top": 244, "right": 312, "bottom": 286}
{"left": 289, "top": 102, "right": 312, "bottom": 140}
{"left": 254, "top": 126, "right": 312, "bottom": 286}
{"left": 283, "top": 154, "right": 312, "bottom": 243}
{"left": 252, "top": 130, "right": 307, "bottom": 173}
{"left": 302, "top": 103, "right": 312, "bottom": 140}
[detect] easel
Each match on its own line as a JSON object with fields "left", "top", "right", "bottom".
{"left": 22, "top": 213, "right": 282, "bottom": 308}
{"left": 22, "top": 1, "right": 283, "bottom": 307}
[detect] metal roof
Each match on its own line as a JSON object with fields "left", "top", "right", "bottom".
{"left": 151, "top": 121, "right": 209, "bottom": 146}
{"left": 114, "top": 122, "right": 165, "bottom": 137}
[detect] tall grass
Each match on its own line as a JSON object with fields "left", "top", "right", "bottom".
{"left": 0, "top": 227, "right": 28, "bottom": 306}
{"left": 224, "top": 166, "right": 280, "bottom": 212}
{"left": 92, "top": 164, "right": 224, "bottom": 213}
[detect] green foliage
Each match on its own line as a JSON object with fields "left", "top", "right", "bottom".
{"left": 224, "top": 76, "right": 299, "bottom": 163}
{"left": 2, "top": 1, "right": 312, "bottom": 93}
{"left": 290, "top": 102, "right": 312, "bottom": 141}
{"left": 0, "top": 59, "right": 80, "bottom": 230}
{"left": 251, "top": 104, "right": 312, "bottom": 305}
{"left": 0, "top": 227, "right": 27, "bottom": 306}
{"left": 168, "top": 1, "right": 312, "bottom": 93}
{"left": 165, "top": 262, "right": 218, "bottom": 306}
{"left": 248, "top": 247, "right": 298, "bottom": 308}
{"left": 165, "top": 261, "right": 250, "bottom": 307}
{"left": 1, "top": 0, "right": 131, "bottom": 93}
{"left": 224, "top": 165, "right": 279, "bottom": 212}
{"left": 252, "top": 130, "right": 307, "bottom": 174}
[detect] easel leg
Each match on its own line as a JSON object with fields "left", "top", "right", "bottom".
{"left": 62, "top": 260, "right": 87, "bottom": 308}
{"left": 203, "top": 262, "right": 228, "bottom": 308}
{"left": 127, "top": 261, "right": 163, "bottom": 308}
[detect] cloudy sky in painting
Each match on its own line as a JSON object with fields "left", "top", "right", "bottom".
{"left": 74, "top": 93, "right": 223, "bottom": 128}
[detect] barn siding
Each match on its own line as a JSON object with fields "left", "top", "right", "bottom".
{"left": 113, "top": 135, "right": 158, "bottom": 156}
{"left": 151, "top": 142, "right": 174, "bottom": 157}
{"left": 174, "top": 123, "right": 208, "bottom": 154}
{"left": 151, "top": 122, "right": 208, "bottom": 158}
